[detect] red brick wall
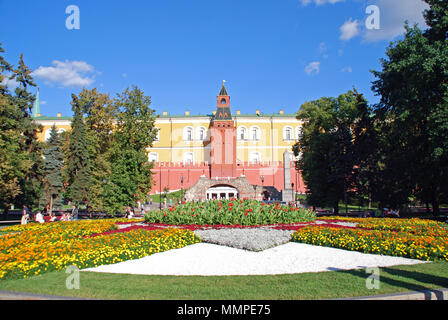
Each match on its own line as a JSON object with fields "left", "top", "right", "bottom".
{"left": 149, "top": 161, "right": 306, "bottom": 195}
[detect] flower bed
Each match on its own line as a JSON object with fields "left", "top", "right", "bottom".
{"left": 292, "top": 218, "right": 448, "bottom": 261}
{"left": 145, "top": 199, "right": 316, "bottom": 226}
{"left": 0, "top": 219, "right": 200, "bottom": 280}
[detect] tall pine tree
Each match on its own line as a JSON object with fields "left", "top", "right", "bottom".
{"left": 41, "top": 125, "right": 63, "bottom": 212}
{"left": 0, "top": 44, "right": 43, "bottom": 211}
{"left": 64, "top": 94, "right": 91, "bottom": 207}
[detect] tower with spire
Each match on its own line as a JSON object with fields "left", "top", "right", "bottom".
{"left": 32, "top": 88, "right": 40, "bottom": 117}
{"left": 210, "top": 81, "right": 237, "bottom": 178}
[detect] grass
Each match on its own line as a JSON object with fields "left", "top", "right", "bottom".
{"left": 150, "top": 190, "right": 184, "bottom": 204}
{"left": 0, "top": 261, "right": 447, "bottom": 300}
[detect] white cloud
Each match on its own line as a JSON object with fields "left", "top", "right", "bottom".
{"left": 122, "top": 73, "right": 128, "bottom": 78}
{"left": 305, "top": 61, "right": 320, "bottom": 75}
{"left": 40, "top": 100, "right": 47, "bottom": 105}
{"left": 341, "top": 66, "right": 353, "bottom": 73}
{"left": 318, "top": 42, "right": 329, "bottom": 58}
{"left": 301, "top": 0, "right": 345, "bottom": 5}
{"left": 340, "top": 18, "right": 361, "bottom": 41}
{"left": 363, "top": 0, "right": 429, "bottom": 42}
{"left": 32, "top": 60, "right": 96, "bottom": 87}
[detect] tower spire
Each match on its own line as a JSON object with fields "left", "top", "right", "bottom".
{"left": 32, "top": 88, "right": 40, "bottom": 117}
{"left": 219, "top": 80, "right": 228, "bottom": 96}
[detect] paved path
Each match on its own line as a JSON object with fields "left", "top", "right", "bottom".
{"left": 0, "top": 290, "right": 91, "bottom": 300}
{"left": 1, "top": 288, "right": 446, "bottom": 300}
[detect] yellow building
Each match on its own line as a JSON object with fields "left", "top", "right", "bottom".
{"left": 33, "top": 84, "right": 305, "bottom": 198}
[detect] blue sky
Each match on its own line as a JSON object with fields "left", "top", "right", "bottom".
{"left": 0, "top": 0, "right": 429, "bottom": 117}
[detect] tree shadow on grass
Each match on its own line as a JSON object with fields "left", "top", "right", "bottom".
{"left": 340, "top": 265, "right": 448, "bottom": 298}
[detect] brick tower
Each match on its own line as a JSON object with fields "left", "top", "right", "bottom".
{"left": 210, "top": 81, "right": 237, "bottom": 178}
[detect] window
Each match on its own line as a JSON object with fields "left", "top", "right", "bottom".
{"left": 296, "top": 127, "right": 303, "bottom": 140}
{"left": 249, "top": 152, "right": 261, "bottom": 164}
{"left": 184, "top": 126, "right": 193, "bottom": 141}
{"left": 221, "top": 98, "right": 227, "bottom": 104}
{"left": 197, "top": 127, "right": 207, "bottom": 141}
{"left": 284, "top": 126, "right": 293, "bottom": 141}
{"left": 148, "top": 152, "right": 158, "bottom": 163}
{"left": 238, "top": 126, "right": 247, "bottom": 140}
{"left": 183, "top": 152, "right": 194, "bottom": 165}
{"left": 250, "top": 126, "right": 260, "bottom": 141}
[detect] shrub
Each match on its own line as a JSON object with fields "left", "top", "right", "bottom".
{"left": 144, "top": 199, "right": 316, "bottom": 226}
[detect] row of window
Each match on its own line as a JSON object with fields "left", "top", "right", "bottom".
{"left": 148, "top": 151, "right": 298, "bottom": 165}
{"left": 153, "top": 126, "right": 303, "bottom": 142}
{"left": 236, "top": 126, "right": 302, "bottom": 141}
{"left": 45, "top": 126, "right": 303, "bottom": 143}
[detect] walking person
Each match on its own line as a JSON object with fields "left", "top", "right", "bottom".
{"left": 21, "top": 205, "right": 30, "bottom": 225}
{"left": 71, "top": 205, "right": 79, "bottom": 220}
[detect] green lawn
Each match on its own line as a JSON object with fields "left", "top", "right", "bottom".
{"left": 150, "top": 190, "right": 184, "bottom": 204}
{"left": 1, "top": 261, "right": 447, "bottom": 299}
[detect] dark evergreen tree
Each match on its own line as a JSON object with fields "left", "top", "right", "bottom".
{"left": 42, "top": 125, "right": 64, "bottom": 212}
{"left": 0, "top": 45, "right": 44, "bottom": 211}
{"left": 64, "top": 94, "right": 91, "bottom": 206}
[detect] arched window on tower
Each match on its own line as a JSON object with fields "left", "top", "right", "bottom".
{"left": 221, "top": 98, "right": 227, "bottom": 104}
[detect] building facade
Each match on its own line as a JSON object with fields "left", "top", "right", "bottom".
{"left": 33, "top": 83, "right": 305, "bottom": 201}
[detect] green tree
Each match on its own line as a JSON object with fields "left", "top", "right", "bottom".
{"left": 78, "top": 88, "right": 116, "bottom": 212}
{"left": 0, "top": 45, "right": 43, "bottom": 211}
{"left": 293, "top": 91, "right": 359, "bottom": 214}
{"left": 371, "top": 0, "right": 448, "bottom": 214}
{"left": 105, "top": 86, "right": 158, "bottom": 214}
{"left": 41, "top": 125, "right": 64, "bottom": 212}
{"left": 11, "top": 54, "right": 44, "bottom": 210}
{"left": 64, "top": 94, "right": 91, "bottom": 206}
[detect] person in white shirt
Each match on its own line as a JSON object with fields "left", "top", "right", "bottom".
{"left": 21, "top": 213, "right": 29, "bottom": 225}
{"left": 35, "top": 211, "right": 45, "bottom": 224}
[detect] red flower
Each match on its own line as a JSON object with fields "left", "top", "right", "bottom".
{"left": 245, "top": 209, "right": 248, "bottom": 216}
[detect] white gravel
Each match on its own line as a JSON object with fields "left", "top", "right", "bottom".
{"left": 83, "top": 242, "right": 426, "bottom": 276}
{"left": 195, "top": 228, "right": 294, "bottom": 251}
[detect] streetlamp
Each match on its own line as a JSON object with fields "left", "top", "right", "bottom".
{"left": 261, "top": 176, "right": 265, "bottom": 200}
{"left": 292, "top": 183, "right": 295, "bottom": 204}
{"left": 180, "top": 176, "right": 184, "bottom": 203}
{"left": 159, "top": 168, "right": 162, "bottom": 211}
{"left": 101, "top": 179, "right": 107, "bottom": 218}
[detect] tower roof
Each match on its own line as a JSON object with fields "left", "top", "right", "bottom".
{"left": 219, "top": 80, "right": 228, "bottom": 96}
